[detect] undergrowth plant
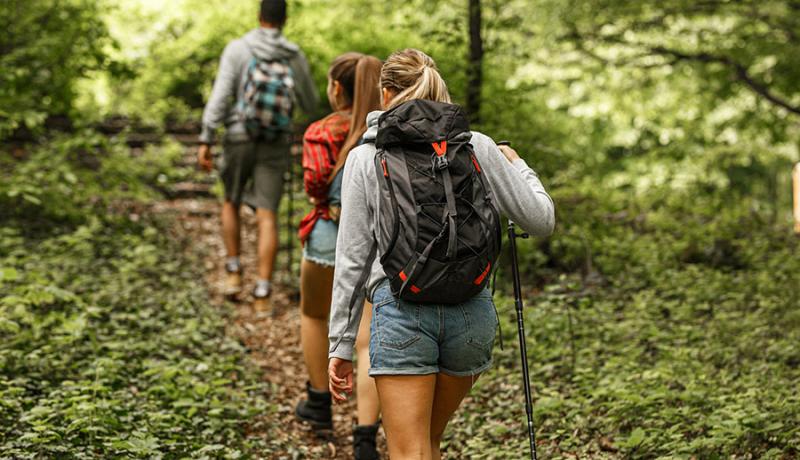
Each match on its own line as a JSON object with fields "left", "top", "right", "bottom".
{"left": 0, "top": 134, "right": 274, "bottom": 458}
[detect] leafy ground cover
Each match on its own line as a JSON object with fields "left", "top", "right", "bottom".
{"left": 446, "top": 186, "right": 800, "bottom": 458}
{"left": 0, "top": 134, "right": 273, "bottom": 458}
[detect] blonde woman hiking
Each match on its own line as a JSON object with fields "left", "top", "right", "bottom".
{"left": 327, "top": 49, "right": 555, "bottom": 459}
{"left": 294, "top": 52, "right": 383, "bottom": 459}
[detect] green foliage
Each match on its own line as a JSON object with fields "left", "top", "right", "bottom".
{"left": 94, "top": 0, "right": 476, "bottom": 123}
{"left": 0, "top": 135, "right": 272, "bottom": 458}
{"left": 97, "top": 0, "right": 256, "bottom": 123}
{"left": 0, "top": 0, "right": 113, "bottom": 137}
{"left": 450, "top": 220, "right": 800, "bottom": 458}
{"left": 0, "top": 132, "right": 182, "bottom": 224}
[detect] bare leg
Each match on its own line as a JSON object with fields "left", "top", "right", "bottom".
{"left": 429, "top": 373, "right": 478, "bottom": 460}
{"left": 356, "top": 302, "right": 380, "bottom": 425}
{"left": 221, "top": 200, "right": 241, "bottom": 258}
{"left": 255, "top": 208, "right": 278, "bottom": 281}
{"left": 376, "top": 375, "right": 436, "bottom": 460}
{"left": 299, "top": 259, "right": 334, "bottom": 391}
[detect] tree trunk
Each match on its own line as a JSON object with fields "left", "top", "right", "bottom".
{"left": 467, "top": 0, "right": 483, "bottom": 123}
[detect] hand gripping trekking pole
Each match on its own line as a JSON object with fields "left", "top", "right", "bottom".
{"left": 498, "top": 141, "right": 538, "bottom": 460}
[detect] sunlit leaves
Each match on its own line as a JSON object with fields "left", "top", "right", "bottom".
{"left": 0, "top": 0, "right": 113, "bottom": 137}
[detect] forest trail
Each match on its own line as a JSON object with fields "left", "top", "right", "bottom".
{"left": 148, "top": 134, "right": 387, "bottom": 459}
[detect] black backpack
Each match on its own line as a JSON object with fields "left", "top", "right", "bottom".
{"left": 372, "top": 100, "right": 501, "bottom": 304}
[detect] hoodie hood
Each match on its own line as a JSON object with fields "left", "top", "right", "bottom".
{"left": 375, "top": 100, "right": 472, "bottom": 148}
{"left": 242, "top": 27, "right": 299, "bottom": 61}
{"left": 363, "top": 110, "right": 384, "bottom": 143}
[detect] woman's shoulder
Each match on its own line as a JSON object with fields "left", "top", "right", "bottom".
{"left": 468, "top": 130, "right": 495, "bottom": 148}
{"left": 468, "top": 131, "right": 500, "bottom": 158}
{"left": 346, "top": 142, "right": 376, "bottom": 162}
{"left": 304, "top": 112, "right": 351, "bottom": 143}
{"left": 342, "top": 142, "right": 377, "bottom": 174}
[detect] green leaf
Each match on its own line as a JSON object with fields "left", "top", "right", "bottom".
{"left": 0, "top": 267, "right": 19, "bottom": 284}
{"left": 0, "top": 318, "right": 21, "bottom": 333}
{"left": 627, "top": 428, "right": 646, "bottom": 447}
{"left": 22, "top": 194, "right": 42, "bottom": 205}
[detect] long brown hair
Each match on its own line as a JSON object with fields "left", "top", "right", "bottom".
{"left": 328, "top": 52, "right": 383, "bottom": 180}
{"left": 380, "top": 49, "right": 451, "bottom": 109}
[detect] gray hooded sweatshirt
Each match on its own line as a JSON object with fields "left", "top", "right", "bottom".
{"left": 328, "top": 110, "right": 556, "bottom": 360}
{"left": 199, "top": 27, "right": 318, "bottom": 144}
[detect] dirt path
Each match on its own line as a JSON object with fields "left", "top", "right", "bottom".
{"left": 150, "top": 138, "right": 386, "bottom": 459}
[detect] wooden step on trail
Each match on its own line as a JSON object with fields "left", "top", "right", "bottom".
{"left": 169, "top": 182, "right": 213, "bottom": 199}
{"left": 170, "top": 133, "right": 203, "bottom": 146}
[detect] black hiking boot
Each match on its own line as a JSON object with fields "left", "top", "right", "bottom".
{"left": 353, "top": 422, "right": 380, "bottom": 460}
{"left": 295, "top": 382, "right": 333, "bottom": 432}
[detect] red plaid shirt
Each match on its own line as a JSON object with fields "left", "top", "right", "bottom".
{"left": 298, "top": 112, "right": 350, "bottom": 244}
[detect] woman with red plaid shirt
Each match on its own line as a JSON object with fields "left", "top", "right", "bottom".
{"left": 295, "top": 52, "right": 384, "bottom": 459}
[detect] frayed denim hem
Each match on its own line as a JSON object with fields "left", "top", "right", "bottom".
{"left": 302, "top": 251, "right": 335, "bottom": 268}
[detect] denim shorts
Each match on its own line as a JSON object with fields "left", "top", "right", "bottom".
{"left": 302, "top": 218, "right": 338, "bottom": 267}
{"left": 368, "top": 280, "right": 498, "bottom": 377}
{"left": 302, "top": 169, "right": 342, "bottom": 267}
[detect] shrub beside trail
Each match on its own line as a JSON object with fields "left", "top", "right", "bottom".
{"left": 0, "top": 133, "right": 272, "bottom": 458}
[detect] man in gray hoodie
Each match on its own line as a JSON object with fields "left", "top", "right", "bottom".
{"left": 198, "top": 0, "right": 318, "bottom": 302}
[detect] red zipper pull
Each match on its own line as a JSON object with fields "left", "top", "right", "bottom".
{"left": 471, "top": 154, "right": 482, "bottom": 173}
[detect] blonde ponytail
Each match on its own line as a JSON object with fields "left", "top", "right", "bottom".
{"left": 381, "top": 49, "right": 451, "bottom": 109}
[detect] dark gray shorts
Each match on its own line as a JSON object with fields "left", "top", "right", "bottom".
{"left": 220, "top": 137, "right": 290, "bottom": 211}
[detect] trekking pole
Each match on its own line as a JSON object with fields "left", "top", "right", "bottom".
{"left": 498, "top": 140, "right": 538, "bottom": 460}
